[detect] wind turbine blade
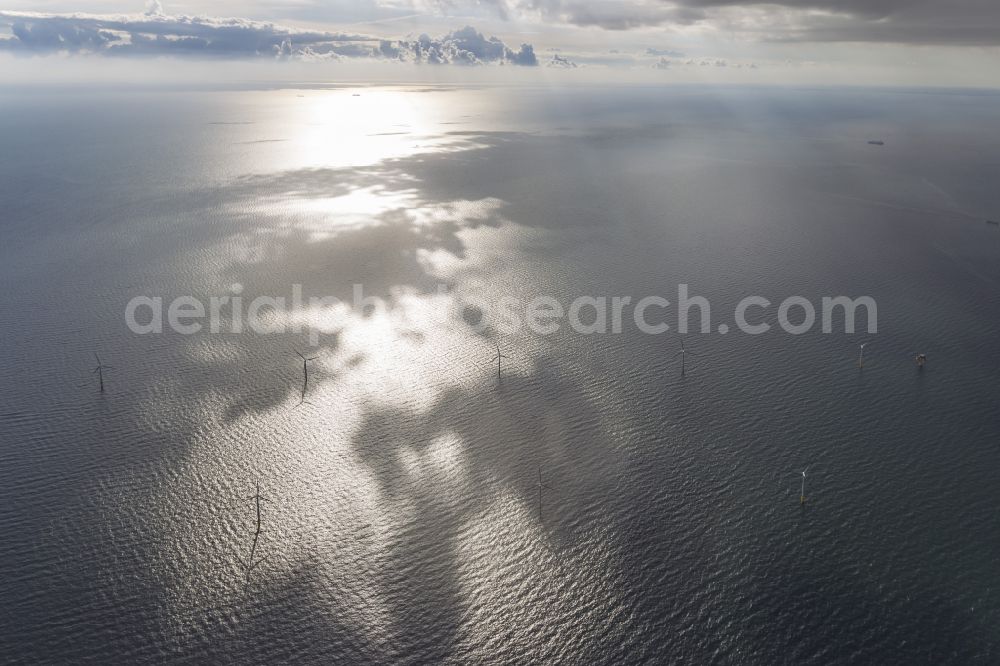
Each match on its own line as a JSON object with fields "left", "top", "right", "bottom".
{"left": 247, "top": 554, "right": 272, "bottom": 574}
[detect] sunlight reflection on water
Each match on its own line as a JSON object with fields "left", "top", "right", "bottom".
{"left": 247, "top": 87, "right": 497, "bottom": 171}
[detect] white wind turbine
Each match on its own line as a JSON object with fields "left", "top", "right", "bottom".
{"left": 295, "top": 350, "right": 319, "bottom": 402}
{"left": 92, "top": 353, "right": 114, "bottom": 393}
{"left": 490, "top": 343, "right": 509, "bottom": 385}
{"left": 673, "top": 336, "right": 699, "bottom": 376}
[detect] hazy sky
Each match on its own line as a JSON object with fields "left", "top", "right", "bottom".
{"left": 1, "top": 1, "right": 998, "bottom": 86}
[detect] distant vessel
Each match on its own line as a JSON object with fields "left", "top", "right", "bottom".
{"left": 867, "top": 140, "right": 885, "bottom": 146}
{"left": 987, "top": 220, "right": 999, "bottom": 226}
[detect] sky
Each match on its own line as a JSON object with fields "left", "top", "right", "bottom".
{"left": 1, "top": 1, "right": 998, "bottom": 87}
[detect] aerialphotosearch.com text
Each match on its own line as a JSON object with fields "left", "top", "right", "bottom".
{"left": 124, "top": 283, "right": 877, "bottom": 345}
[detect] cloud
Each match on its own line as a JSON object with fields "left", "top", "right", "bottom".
{"left": 0, "top": 10, "right": 538, "bottom": 64}
{"left": 646, "top": 47, "right": 685, "bottom": 58}
{"left": 414, "top": 0, "right": 1000, "bottom": 45}
{"left": 757, "top": 5, "right": 1000, "bottom": 45}
{"left": 546, "top": 53, "right": 578, "bottom": 68}
{"left": 670, "top": 0, "right": 1000, "bottom": 45}
{"left": 395, "top": 26, "right": 537, "bottom": 66}
{"left": 0, "top": 10, "right": 369, "bottom": 57}
{"left": 523, "top": 0, "right": 705, "bottom": 29}
{"left": 673, "top": 0, "right": 958, "bottom": 21}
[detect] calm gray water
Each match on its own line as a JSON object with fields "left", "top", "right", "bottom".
{"left": 1, "top": 84, "right": 1000, "bottom": 664}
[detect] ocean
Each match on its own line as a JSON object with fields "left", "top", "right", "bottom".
{"left": 1, "top": 83, "right": 999, "bottom": 663}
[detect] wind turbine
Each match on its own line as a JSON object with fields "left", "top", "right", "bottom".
{"left": 673, "top": 336, "right": 698, "bottom": 376}
{"left": 490, "top": 343, "right": 509, "bottom": 384}
{"left": 536, "top": 466, "right": 553, "bottom": 520}
{"left": 92, "top": 353, "right": 113, "bottom": 393}
{"left": 295, "top": 350, "right": 318, "bottom": 400}
{"left": 235, "top": 479, "right": 272, "bottom": 581}
{"left": 858, "top": 342, "right": 868, "bottom": 369}
{"left": 800, "top": 467, "right": 809, "bottom": 505}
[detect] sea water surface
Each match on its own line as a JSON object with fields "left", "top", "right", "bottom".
{"left": 1, "top": 84, "right": 1000, "bottom": 663}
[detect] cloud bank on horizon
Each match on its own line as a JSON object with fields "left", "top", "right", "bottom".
{"left": 0, "top": 8, "right": 538, "bottom": 65}
{"left": 0, "top": 0, "right": 997, "bottom": 84}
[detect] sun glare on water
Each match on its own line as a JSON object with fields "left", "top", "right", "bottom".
{"left": 286, "top": 88, "right": 458, "bottom": 169}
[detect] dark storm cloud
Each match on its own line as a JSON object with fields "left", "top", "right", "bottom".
{"left": 676, "top": 0, "right": 962, "bottom": 20}
{"left": 502, "top": 0, "right": 1000, "bottom": 44}
{"left": 0, "top": 11, "right": 539, "bottom": 64}
{"left": 674, "top": 0, "right": 1000, "bottom": 45}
